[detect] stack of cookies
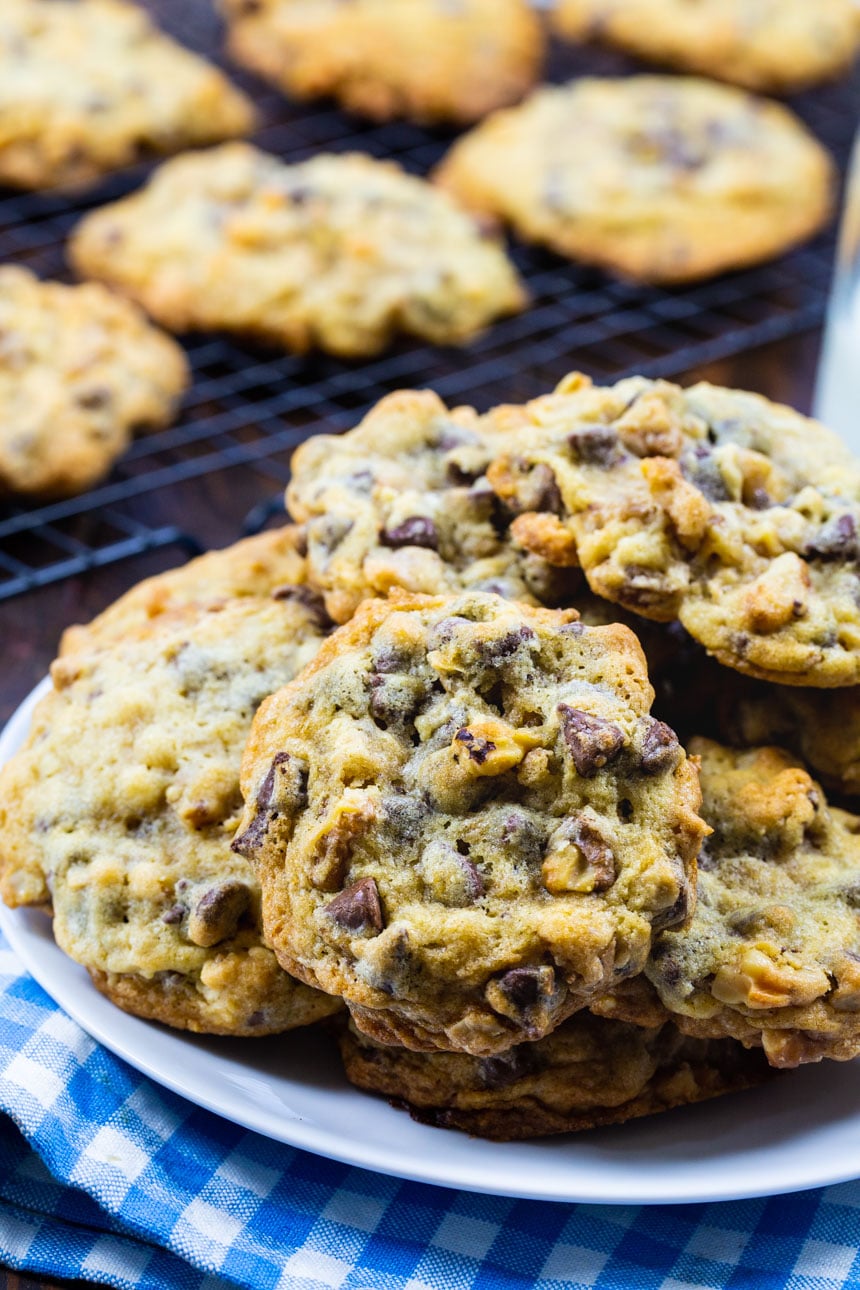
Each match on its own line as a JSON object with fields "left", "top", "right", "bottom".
{"left": 6, "top": 371, "right": 860, "bottom": 1140}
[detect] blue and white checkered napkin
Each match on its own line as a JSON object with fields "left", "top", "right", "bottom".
{"left": 3, "top": 929, "right": 860, "bottom": 1290}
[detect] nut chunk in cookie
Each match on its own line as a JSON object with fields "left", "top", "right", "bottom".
{"left": 645, "top": 740, "right": 860, "bottom": 1069}
{"left": 235, "top": 592, "right": 706, "bottom": 1056}
{"left": 0, "top": 0, "right": 254, "bottom": 190}
{"left": 0, "top": 579, "right": 338, "bottom": 1037}
{"left": 436, "top": 77, "right": 833, "bottom": 284}
{"left": 552, "top": 0, "right": 860, "bottom": 96}
{"left": 487, "top": 373, "right": 860, "bottom": 687}
{"left": 222, "top": 0, "right": 544, "bottom": 125}
{"left": 286, "top": 389, "right": 582, "bottom": 625}
{"left": 338, "top": 1013, "right": 771, "bottom": 1139}
{"left": 70, "top": 145, "right": 527, "bottom": 359}
{"left": 0, "top": 267, "right": 188, "bottom": 499}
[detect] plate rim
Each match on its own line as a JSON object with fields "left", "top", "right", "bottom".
{"left": 3, "top": 678, "right": 860, "bottom": 1206}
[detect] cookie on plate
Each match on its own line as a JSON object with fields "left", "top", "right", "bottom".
{"left": 599, "top": 740, "right": 860, "bottom": 1068}
{"left": 235, "top": 591, "right": 706, "bottom": 1056}
{"left": 0, "top": 569, "right": 339, "bottom": 1036}
{"left": 0, "top": 266, "right": 189, "bottom": 499}
{"left": 221, "top": 0, "right": 544, "bottom": 125}
{"left": 69, "top": 145, "right": 527, "bottom": 358}
{"left": 0, "top": 0, "right": 254, "bottom": 190}
{"left": 552, "top": 0, "right": 860, "bottom": 95}
{"left": 59, "top": 525, "right": 325, "bottom": 656}
{"left": 286, "top": 389, "right": 582, "bottom": 625}
{"left": 338, "top": 1012, "right": 771, "bottom": 1138}
{"left": 435, "top": 76, "right": 834, "bottom": 284}
{"left": 487, "top": 372, "right": 860, "bottom": 687}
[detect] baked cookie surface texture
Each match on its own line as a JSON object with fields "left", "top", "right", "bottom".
{"left": 338, "top": 1012, "right": 771, "bottom": 1139}
{"left": 286, "top": 389, "right": 582, "bottom": 625}
{"left": 70, "top": 145, "right": 527, "bottom": 357}
{"left": 0, "top": 266, "right": 188, "bottom": 498}
{"left": 0, "top": 0, "right": 254, "bottom": 189}
{"left": 487, "top": 373, "right": 860, "bottom": 687}
{"left": 641, "top": 741, "right": 860, "bottom": 1069}
{"left": 236, "top": 591, "right": 706, "bottom": 1056}
{"left": 436, "top": 76, "right": 834, "bottom": 283}
{"left": 0, "top": 541, "right": 338, "bottom": 1037}
{"left": 221, "top": 0, "right": 544, "bottom": 124}
{"left": 552, "top": 0, "right": 860, "bottom": 94}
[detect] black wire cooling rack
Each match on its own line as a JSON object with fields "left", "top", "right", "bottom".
{"left": 1, "top": 0, "right": 858, "bottom": 602}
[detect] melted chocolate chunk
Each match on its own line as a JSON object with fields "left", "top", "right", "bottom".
{"left": 639, "top": 720, "right": 682, "bottom": 774}
{"left": 381, "top": 517, "right": 439, "bottom": 550}
{"left": 558, "top": 705, "right": 625, "bottom": 776}
{"left": 271, "top": 583, "right": 333, "bottom": 628}
{"left": 187, "top": 881, "right": 251, "bottom": 947}
{"left": 477, "top": 1046, "right": 536, "bottom": 1089}
{"left": 681, "top": 445, "right": 730, "bottom": 502}
{"left": 572, "top": 817, "right": 617, "bottom": 890}
{"left": 567, "top": 425, "right": 621, "bottom": 467}
{"left": 326, "top": 877, "right": 384, "bottom": 932}
{"left": 161, "top": 904, "right": 185, "bottom": 925}
{"left": 479, "top": 625, "right": 536, "bottom": 661}
{"left": 805, "top": 514, "right": 858, "bottom": 562}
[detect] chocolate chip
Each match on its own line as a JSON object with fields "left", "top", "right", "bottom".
{"left": 639, "top": 719, "right": 682, "bottom": 774}
{"left": 231, "top": 752, "right": 307, "bottom": 856}
{"left": 187, "top": 881, "right": 251, "bottom": 947}
{"left": 437, "top": 426, "right": 482, "bottom": 452}
{"left": 381, "top": 794, "right": 429, "bottom": 841}
{"left": 326, "top": 878, "right": 384, "bottom": 933}
{"left": 161, "top": 904, "right": 185, "bottom": 925}
{"left": 529, "top": 463, "right": 564, "bottom": 515}
{"left": 567, "top": 425, "right": 620, "bottom": 466}
{"left": 446, "top": 460, "right": 483, "bottom": 485}
{"left": 681, "top": 445, "right": 730, "bottom": 502}
{"left": 557, "top": 705, "right": 625, "bottom": 776}
{"left": 454, "top": 727, "right": 496, "bottom": 765}
{"left": 804, "top": 514, "right": 858, "bottom": 562}
{"left": 500, "top": 812, "right": 545, "bottom": 864}
{"left": 651, "top": 883, "right": 690, "bottom": 933}
{"left": 478, "top": 626, "right": 536, "bottom": 661}
{"left": 477, "top": 1046, "right": 536, "bottom": 1089}
{"left": 271, "top": 583, "right": 333, "bottom": 628}
{"left": 495, "top": 965, "right": 551, "bottom": 1009}
{"left": 76, "top": 386, "right": 112, "bottom": 410}
{"left": 571, "top": 818, "right": 617, "bottom": 890}
{"left": 381, "top": 517, "right": 439, "bottom": 550}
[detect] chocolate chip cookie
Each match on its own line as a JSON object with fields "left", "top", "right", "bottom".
{"left": 0, "top": 583, "right": 338, "bottom": 1036}
{"left": 286, "top": 389, "right": 582, "bottom": 625}
{"left": 641, "top": 740, "right": 860, "bottom": 1068}
{"left": 552, "top": 0, "right": 860, "bottom": 95}
{"left": 435, "top": 76, "right": 834, "bottom": 283}
{"left": 337, "top": 1012, "right": 771, "bottom": 1138}
{"left": 0, "top": 0, "right": 254, "bottom": 190}
{"left": 487, "top": 373, "right": 860, "bottom": 687}
{"left": 70, "top": 145, "right": 527, "bottom": 358}
{"left": 0, "top": 266, "right": 189, "bottom": 498}
{"left": 221, "top": 0, "right": 544, "bottom": 124}
{"left": 235, "top": 591, "right": 706, "bottom": 1056}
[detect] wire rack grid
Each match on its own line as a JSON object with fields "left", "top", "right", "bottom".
{"left": 0, "top": 0, "right": 858, "bottom": 601}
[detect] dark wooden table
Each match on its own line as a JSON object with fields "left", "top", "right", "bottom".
{"left": 0, "top": 328, "right": 823, "bottom": 1288}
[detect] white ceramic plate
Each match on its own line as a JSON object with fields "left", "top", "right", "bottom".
{"left": 3, "top": 680, "right": 860, "bottom": 1205}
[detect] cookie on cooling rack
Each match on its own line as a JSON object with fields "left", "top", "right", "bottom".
{"left": 286, "top": 389, "right": 582, "bottom": 625}
{"left": 0, "top": 266, "right": 188, "bottom": 499}
{"left": 221, "top": 0, "right": 544, "bottom": 125}
{"left": 435, "top": 76, "right": 834, "bottom": 284}
{"left": 596, "top": 740, "right": 860, "bottom": 1069}
{"left": 486, "top": 372, "right": 860, "bottom": 687}
{"left": 551, "top": 0, "right": 860, "bottom": 95}
{"left": 0, "top": 0, "right": 254, "bottom": 189}
{"left": 0, "top": 538, "right": 340, "bottom": 1036}
{"left": 234, "top": 591, "right": 706, "bottom": 1056}
{"left": 337, "top": 1012, "right": 772, "bottom": 1139}
{"left": 69, "top": 145, "right": 527, "bottom": 358}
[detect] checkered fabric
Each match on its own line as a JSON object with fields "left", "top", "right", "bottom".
{"left": 3, "top": 931, "right": 860, "bottom": 1290}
